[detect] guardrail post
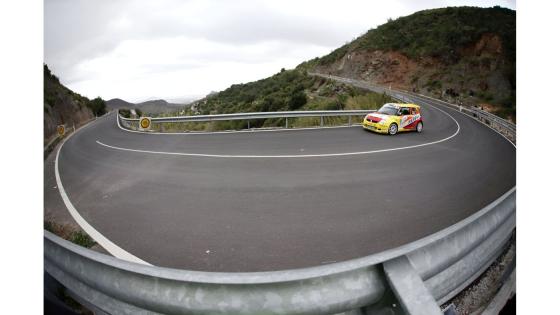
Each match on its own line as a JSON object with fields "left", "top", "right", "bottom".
{"left": 348, "top": 116, "right": 352, "bottom": 126}
{"left": 247, "top": 120, "right": 250, "bottom": 129}
{"left": 320, "top": 116, "right": 324, "bottom": 127}
{"left": 286, "top": 117, "right": 288, "bottom": 129}
{"left": 384, "top": 256, "right": 442, "bottom": 315}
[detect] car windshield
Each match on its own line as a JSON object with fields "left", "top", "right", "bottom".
{"left": 377, "top": 104, "right": 399, "bottom": 116}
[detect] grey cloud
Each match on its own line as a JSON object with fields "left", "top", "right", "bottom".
{"left": 45, "top": 0, "right": 355, "bottom": 81}
{"left": 45, "top": 0, "right": 515, "bottom": 99}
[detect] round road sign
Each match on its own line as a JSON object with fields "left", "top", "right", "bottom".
{"left": 57, "top": 125, "right": 65, "bottom": 137}
{"left": 139, "top": 117, "right": 151, "bottom": 130}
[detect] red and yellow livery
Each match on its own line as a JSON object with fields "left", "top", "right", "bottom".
{"left": 362, "top": 103, "right": 423, "bottom": 135}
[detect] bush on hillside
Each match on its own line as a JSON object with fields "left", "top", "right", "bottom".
{"left": 88, "top": 97, "right": 107, "bottom": 116}
{"left": 288, "top": 91, "right": 307, "bottom": 110}
{"left": 119, "top": 109, "right": 131, "bottom": 118}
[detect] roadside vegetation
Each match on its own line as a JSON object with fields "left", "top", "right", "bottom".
{"left": 149, "top": 69, "right": 393, "bottom": 132}
{"left": 44, "top": 65, "right": 109, "bottom": 142}
{"left": 118, "top": 109, "right": 132, "bottom": 118}
{"left": 119, "top": 108, "right": 145, "bottom": 118}
{"left": 44, "top": 220, "right": 96, "bottom": 248}
{"left": 44, "top": 65, "right": 108, "bottom": 117}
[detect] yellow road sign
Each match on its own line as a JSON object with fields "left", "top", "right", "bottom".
{"left": 139, "top": 117, "right": 151, "bottom": 130}
{"left": 57, "top": 125, "right": 65, "bottom": 137}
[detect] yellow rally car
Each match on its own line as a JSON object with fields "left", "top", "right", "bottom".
{"left": 362, "top": 103, "right": 423, "bottom": 135}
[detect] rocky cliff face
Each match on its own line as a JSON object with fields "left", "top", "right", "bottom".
{"left": 306, "top": 7, "right": 515, "bottom": 120}
{"left": 44, "top": 65, "right": 94, "bottom": 143}
{"left": 316, "top": 34, "right": 511, "bottom": 99}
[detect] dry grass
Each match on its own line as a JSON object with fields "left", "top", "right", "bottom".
{"left": 44, "top": 220, "right": 96, "bottom": 248}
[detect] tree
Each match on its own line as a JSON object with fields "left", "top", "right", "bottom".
{"left": 288, "top": 91, "right": 307, "bottom": 110}
{"left": 88, "top": 97, "right": 107, "bottom": 116}
{"left": 119, "top": 109, "right": 131, "bottom": 118}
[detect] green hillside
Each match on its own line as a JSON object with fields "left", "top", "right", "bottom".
{"left": 166, "top": 69, "right": 392, "bottom": 131}
{"left": 44, "top": 65, "right": 107, "bottom": 142}
{"left": 315, "top": 6, "right": 515, "bottom": 65}
{"left": 302, "top": 6, "right": 516, "bottom": 120}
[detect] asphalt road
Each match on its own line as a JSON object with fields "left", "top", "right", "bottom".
{"left": 50, "top": 99, "right": 516, "bottom": 272}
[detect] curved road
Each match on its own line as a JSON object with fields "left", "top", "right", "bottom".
{"left": 50, "top": 99, "right": 515, "bottom": 272}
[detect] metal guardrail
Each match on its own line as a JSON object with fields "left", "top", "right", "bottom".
{"left": 388, "top": 90, "right": 516, "bottom": 142}
{"left": 395, "top": 93, "right": 516, "bottom": 143}
{"left": 44, "top": 188, "right": 515, "bottom": 315}
{"left": 118, "top": 110, "right": 376, "bottom": 132}
{"left": 310, "top": 73, "right": 516, "bottom": 143}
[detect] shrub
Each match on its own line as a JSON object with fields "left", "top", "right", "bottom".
{"left": 70, "top": 231, "right": 96, "bottom": 248}
{"left": 288, "top": 91, "right": 307, "bottom": 110}
{"left": 119, "top": 109, "right": 131, "bottom": 118}
{"left": 88, "top": 97, "right": 107, "bottom": 116}
{"left": 44, "top": 220, "right": 96, "bottom": 248}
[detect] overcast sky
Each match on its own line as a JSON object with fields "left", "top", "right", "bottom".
{"left": 44, "top": 0, "right": 515, "bottom": 103}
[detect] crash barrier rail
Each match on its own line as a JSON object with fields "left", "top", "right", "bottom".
{"left": 118, "top": 109, "right": 377, "bottom": 132}
{"left": 45, "top": 185, "right": 515, "bottom": 315}
{"left": 309, "top": 73, "right": 516, "bottom": 143}
{"left": 391, "top": 91, "right": 516, "bottom": 143}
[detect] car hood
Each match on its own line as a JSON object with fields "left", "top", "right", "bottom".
{"left": 366, "top": 112, "right": 390, "bottom": 120}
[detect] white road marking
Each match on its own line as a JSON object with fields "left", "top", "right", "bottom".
{"left": 54, "top": 120, "right": 152, "bottom": 266}
{"left": 411, "top": 96, "right": 516, "bottom": 149}
{"left": 98, "top": 103, "right": 461, "bottom": 159}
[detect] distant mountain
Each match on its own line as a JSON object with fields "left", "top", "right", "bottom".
{"left": 106, "top": 98, "right": 185, "bottom": 114}
{"left": 105, "top": 98, "right": 134, "bottom": 109}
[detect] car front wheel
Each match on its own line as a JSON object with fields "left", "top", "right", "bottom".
{"left": 388, "top": 123, "right": 398, "bottom": 135}
{"left": 416, "top": 121, "right": 423, "bottom": 133}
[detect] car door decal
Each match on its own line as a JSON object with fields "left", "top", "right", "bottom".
{"left": 401, "top": 114, "right": 421, "bottom": 128}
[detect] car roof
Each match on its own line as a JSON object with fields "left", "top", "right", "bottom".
{"left": 386, "top": 103, "right": 421, "bottom": 108}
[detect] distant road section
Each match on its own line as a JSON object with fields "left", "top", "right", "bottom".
{"left": 51, "top": 97, "right": 515, "bottom": 272}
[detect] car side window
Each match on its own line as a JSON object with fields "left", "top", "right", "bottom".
{"left": 411, "top": 108, "right": 417, "bottom": 115}
{"left": 401, "top": 107, "right": 410, "bottom": 115}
